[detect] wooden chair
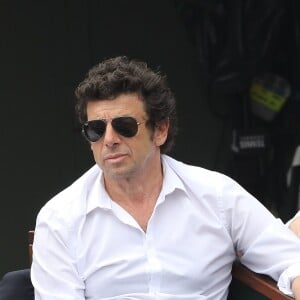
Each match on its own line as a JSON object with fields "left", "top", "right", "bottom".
{"left": 231, "top": 263, "right": 292, "bottom": 299}
{"left": 27, "top": 230, "right": 292, "bottom": 299}
{"left": 28, "top": 230, "right": 34, "bottom": 265}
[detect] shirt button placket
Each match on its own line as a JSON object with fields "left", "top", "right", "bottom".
{"left": 145, "top": 234, "right": 162, "bottom": 294}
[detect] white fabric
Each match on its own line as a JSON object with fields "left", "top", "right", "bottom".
{"left": 31, "top": 155, "right": 300, "bottom": 300}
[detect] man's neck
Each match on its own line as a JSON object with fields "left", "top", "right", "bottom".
{"left": 104, "top": 159, "right": 163, "bottom": 204}
{"left": 103, "top": 156, "right": 164, "bottom": 231}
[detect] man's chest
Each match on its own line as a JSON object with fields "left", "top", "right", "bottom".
{"left": 76, "top": 202, "right": 235, "bottom": 299}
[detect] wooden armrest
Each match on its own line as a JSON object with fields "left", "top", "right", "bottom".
{"left": 232, "top": 263, "right": 293, "bottom": 300}
{"left": 28, "top": 230, "right": 34, "bottom": 265}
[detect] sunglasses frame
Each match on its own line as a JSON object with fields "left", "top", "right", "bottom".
{"left": 81, "top": 116, "right": 146, "bottom": 142}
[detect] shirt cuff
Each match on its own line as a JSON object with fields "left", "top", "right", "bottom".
{"left": 278, "top": 263, "right": 300, "bottom": 296}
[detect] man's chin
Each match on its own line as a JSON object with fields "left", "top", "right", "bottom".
{"left": 104, "top": 167, "right": 136, "bottom": 180}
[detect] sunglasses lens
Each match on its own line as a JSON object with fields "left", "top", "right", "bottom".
{"left": 82, "top": 117, "right": 140, "bottom": 142}
{"left": 112, "top": 117, "right": 138, "bottom": 137}
{"left": 83, "top": 120, "right": 106, "bottom": 142}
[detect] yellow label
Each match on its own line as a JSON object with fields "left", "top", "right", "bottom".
{"left": 250, "top": 83, "right": 287, "bottom": 112}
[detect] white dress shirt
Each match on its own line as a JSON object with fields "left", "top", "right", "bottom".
{"left": 31, "top": 155, "right": 300, "bottom": 299}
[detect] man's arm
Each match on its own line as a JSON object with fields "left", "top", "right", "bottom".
{"left": 221, "top": 176, "right": 300, "bottom": 298}
{"left": 31, "top": 208, "right": 85, "bottom": 299}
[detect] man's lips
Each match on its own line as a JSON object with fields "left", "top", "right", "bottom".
{"left": 104, "top": 153, "right": 127, "bottom": 161}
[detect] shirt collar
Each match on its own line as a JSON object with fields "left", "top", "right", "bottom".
{"left": 85, "top": 155, "right": 187, "bottom": 214}
{"left": 86, "top": 170, "right": 112, "bottom": 214}
{"left": 156, "top": 155, "right": 187, "bottom": 205}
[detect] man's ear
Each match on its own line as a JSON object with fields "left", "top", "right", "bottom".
{"left": 154, "top": 119, "right": 169, "bottom": 147}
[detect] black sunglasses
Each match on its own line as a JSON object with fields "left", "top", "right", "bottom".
{"left": 82, "top": 116, "right": 146, "bottom": 142}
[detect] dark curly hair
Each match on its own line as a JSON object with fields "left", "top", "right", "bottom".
{"left": 75, "top": 56, "right": 177, "bottom": 153}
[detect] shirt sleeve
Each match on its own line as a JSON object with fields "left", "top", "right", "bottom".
{"left": 221, "top": 175, "right": 300, "bottom": 296}
{"left": 278, "top": 263, "right": 300, "bottom": 296}
{"left": 31, "top": 206, "right": 85, "bottom": 300}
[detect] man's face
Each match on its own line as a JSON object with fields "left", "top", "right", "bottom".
{"left": 86, "top": 93, "right": 168, "bottom": 181}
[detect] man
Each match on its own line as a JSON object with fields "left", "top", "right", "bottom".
{"left": 31, "top": 56, "right": 300, "bottom": 299}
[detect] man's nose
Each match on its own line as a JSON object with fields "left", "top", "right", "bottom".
{"left": 102, "top": 122, "right": 121, "bottom": 146}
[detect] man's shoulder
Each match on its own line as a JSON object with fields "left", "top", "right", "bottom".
{"left": 163, "top": 155, "right": 225, "bottom": 183}
{"left": 163, "top": 155, "right": 243, "bottom": 201}
{"left": 37, "top": 164, "right": 101, "bottom": 223}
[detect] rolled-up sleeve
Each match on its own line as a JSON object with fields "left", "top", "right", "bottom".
{"left": 278, "top": 263, "right": 300, "bottom": 296}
